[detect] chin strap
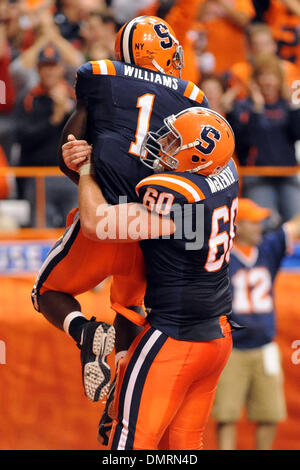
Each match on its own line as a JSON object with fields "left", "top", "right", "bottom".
{"left": 188, "top": 160, "right": 213, "bottom": 173}
{"left": 152, "top": 59, "right": 165, "bottom": 74}
{"left": 152, "top": 59, "right": 182, "bottom": 79}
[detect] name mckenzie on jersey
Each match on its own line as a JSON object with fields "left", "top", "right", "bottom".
{"left": 124, "top": 64, "right": 179, "bottom": 90}
{"left": 206, "top": 166, "right": 236, "bottom": 193}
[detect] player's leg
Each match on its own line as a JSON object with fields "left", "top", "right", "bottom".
{"left": 109, "top": 324, "right": 174, "bottom": 450}
{"left": 163, "top": 380, "right": 217, "bottom": 450}
{"left": 108, "top": 321, "right": 232, "bottom": 450}
{"left": 38, "top": 291, "right": 82, "bottom": 334}
{"left": 97, "top": 270, "right": 147, "bottom": 444}
{"left": 37, "top": 289, "right": 115, "bottom": 401}
{"left": 97, "top": 312, "right": 145, "bottom": 445}
{"left": 32, "top": 210, "right": 146, "bottom": 402}
{"left": 32, "top": 208, "right": 117, "bottom": 342}
{"left": 162, "top": 318, "right": 233, "bottom": 450}
{"left": 32, "top": 211, "right": 117, "bottom": 401}
{"left": 32, "top": 209, "right": 84, "bottom": 334}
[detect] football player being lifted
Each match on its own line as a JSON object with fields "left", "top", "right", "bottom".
{"left": 32, "top": 16, "right": 213, "bottom": 446}
{"left": 31, "top": 15, "right": 209, "bottom": 426}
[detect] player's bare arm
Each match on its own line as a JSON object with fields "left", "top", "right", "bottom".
{"left": 58, "top": 100, "right": 88, "bottom": 184}
{"left": 78, "top": 161, "right": 175, "bottom": 243}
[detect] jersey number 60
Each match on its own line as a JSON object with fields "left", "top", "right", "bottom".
{"left": 204, "top": 197, "right": 238, "bottom": 272}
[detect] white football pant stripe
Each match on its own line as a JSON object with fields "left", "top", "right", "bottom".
{"left": 117, "top": 329, "right": 163, "bottom": 450}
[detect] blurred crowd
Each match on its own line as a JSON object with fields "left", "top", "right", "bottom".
{"left": 0, "top": 0, "right": 300, "bottom": 228}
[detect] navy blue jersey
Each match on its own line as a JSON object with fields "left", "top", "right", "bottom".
{"left": 75, "top": 59, "right": 209, "bottom": 204}
{"left": 229, "top": 226, "right": 291, "bottom": 349}
{"left": 136, "top": 159, "right": 239, "bottom": 341}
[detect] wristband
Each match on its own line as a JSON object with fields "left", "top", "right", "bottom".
{"left": 79, "top": 162, "right": 94, "bottom": 176}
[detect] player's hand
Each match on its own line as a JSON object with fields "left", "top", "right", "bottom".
{"left": 62, "top": 134, "right": 92, "bottom": 172}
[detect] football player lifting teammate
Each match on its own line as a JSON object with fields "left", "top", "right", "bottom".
{"left": 77, "top": 106, "right": 241, "bottom": 450}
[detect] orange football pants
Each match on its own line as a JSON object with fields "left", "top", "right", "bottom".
{"left": 32, "top": 209, "right": 146, "bottom": 314}
{"left": 109, "top": 316, "right": 233, "bottom": 450}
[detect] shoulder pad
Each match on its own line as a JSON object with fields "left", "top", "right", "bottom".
{"left": 183, "top": 81, "right": 206, "bottom": 104}
{"left": 89, "top": 59, "right": 117, "bottom": 76}
{"left": 136, "top": 173, "right": 206, "bottom": 203}
{"left": 77, "top": 60, "right": 117, "bottom": 77}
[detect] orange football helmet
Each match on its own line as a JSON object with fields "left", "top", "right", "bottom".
{"left": 141, "top": 107, "right": 235, "bottom": 177}
{"left": 115, "top": 16, "right": 184, "bottom": 77}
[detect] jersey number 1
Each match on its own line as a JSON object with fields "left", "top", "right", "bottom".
{"left": 129, "top": 94, "right": 155, "bottom": 158}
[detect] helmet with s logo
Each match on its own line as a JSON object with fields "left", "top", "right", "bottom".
{"left": 141, "top": 107, "right": 235, "bottom": 177}
{"left": 115, "top": 15, "right": 184, "bottom": 77}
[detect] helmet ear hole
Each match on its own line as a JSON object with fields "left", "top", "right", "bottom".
{"left": 166, "top": 59, "right": 171, "bottom": 66}
{"left": 192, "top": 155, "right": 200, "bottom": 162}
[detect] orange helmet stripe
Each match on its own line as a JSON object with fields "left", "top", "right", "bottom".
{"left": 136, "top": 174, "right": 205, "bottom": 202}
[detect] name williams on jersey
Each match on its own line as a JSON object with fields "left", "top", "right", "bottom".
{"left": 123, "top": 64, "right": 179, "bottom": 90}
